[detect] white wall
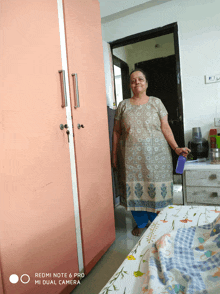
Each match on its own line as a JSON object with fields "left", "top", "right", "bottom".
{"left": 113, "top": 34, "right": 174, "bottom": 71}
{"left": 102, "top": 0, "right": 220, "bottom": 145}
{"left": 113, "top": 34, "right": 175, "bottom": 99}
{"left": 118, "top": 33, "right": 175, "bottom": 73}
{"left": 102, "top": 41, "right": 116, "bottom": 108}
{"left": 113, "top": 46, "right": 127, "bottom": 62}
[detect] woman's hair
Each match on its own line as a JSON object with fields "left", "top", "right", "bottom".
{"left": 129, "top": 68, "right": 149, "bottom": 82}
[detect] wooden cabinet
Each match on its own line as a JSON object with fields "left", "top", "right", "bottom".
{"left": 183, "top": 164, "right": 220, "bottom": 206}
{"left": 0, "top": 1, "right": 115, "bottom": 293}
{"left": 62, "top": 0, "right": 115, "bottom": 276}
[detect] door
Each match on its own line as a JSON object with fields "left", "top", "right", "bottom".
{"left": 0, "top": 1, "right": 79, "bottom": 293}
{"left": 135, "top": 55, "right": 185, "bottom": 172}
{"left": 62, "top": 0, "right": 115, "bottom": 274}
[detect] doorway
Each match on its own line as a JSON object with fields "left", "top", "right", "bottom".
{"left": 113, "top": 55, "right": 130, "bottom": 105}
{"left": 110, "top": 22, "right": 184, "bottom": 174}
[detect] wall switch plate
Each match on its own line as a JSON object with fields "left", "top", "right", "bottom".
{"left": 214, "top": 118, "right": 220, "bottom": 127}
{"left": 205, "top": 74, "right": 220, "bottom": 84}
{"left": 215, "top": 74, "right": 220, "bottom": 82}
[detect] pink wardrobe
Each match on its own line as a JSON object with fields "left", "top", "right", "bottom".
{"left": 0, "top": 0, "right": 115, "bottom": 293}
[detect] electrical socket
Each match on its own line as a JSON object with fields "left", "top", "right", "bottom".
{"left": 214, "top": 118, "right": 220, "bottom": 127}
{"left": 205, "top": 74, "right": 220, "bottom": 84}
{"left": 216, "top": 74, "right": 220, "bottom": 82}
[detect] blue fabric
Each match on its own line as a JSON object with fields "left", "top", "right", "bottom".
{"left": 131, "top": 211, "right": 157, "bottom": 228}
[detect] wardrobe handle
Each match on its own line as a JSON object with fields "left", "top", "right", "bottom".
{"left": 72, "top": 73, "right": 80, "bottom": 109}
{"left": 58, "top": 70, "right": 68, "bottom": 108}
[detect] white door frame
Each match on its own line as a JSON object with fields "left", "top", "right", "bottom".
{"left": 57, "top": 0, "right": 84, "bottom": 274}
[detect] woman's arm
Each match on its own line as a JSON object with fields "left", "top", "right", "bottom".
{"left": 112, "top": 119, "right": 121, "bottom": 169}
{"left": 161, "top": 115, "right": 190, "bottom": 157}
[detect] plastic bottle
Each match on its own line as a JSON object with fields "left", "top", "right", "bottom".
{"left": 210, "top": 129, "right": 217, "bottom": 148}
{"left": 175, "top": 155, "right": 187, "bottom": 174}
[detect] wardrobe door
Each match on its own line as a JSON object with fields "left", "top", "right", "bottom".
{"left": 0, "top": 0, "right": 78, "bottom": 293}
{"left": 63, "top": 0, "right": 115, "bottom": 274}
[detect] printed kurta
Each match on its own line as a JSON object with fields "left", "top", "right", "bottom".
{"left": 115, "top": 97, "right": 173, "bottom": 212}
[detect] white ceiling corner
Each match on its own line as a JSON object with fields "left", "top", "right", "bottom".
{"left": 99, "top": 0, "right": 152, "bottom": 18}
{"left": 99, "top": 0, "right": 174, "bottom": 22}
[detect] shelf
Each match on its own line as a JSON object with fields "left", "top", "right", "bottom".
{"left": 185, "top": 160, "right": 220, "bottom": 170}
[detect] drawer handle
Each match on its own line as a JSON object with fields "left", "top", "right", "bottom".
{"left": 209, "top": 174, "right": 217, "bottom": 180}
{"left": 211, "top": 192, "right": 218, "bottom": 197}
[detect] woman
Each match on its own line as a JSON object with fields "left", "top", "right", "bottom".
{"left": 112, "top": 69, "right": 190, "bottom": 236}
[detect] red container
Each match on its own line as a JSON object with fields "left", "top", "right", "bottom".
{"left": 210, "top": 129, "right": 217, "bottom": 148}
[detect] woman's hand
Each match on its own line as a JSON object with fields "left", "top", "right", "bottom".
{"left": 175, "top": 147, "right": 191, "bottom": 157}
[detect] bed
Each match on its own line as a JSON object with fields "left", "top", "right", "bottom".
{"left": 99, "top": 205, "right": 220, "bottom": 294}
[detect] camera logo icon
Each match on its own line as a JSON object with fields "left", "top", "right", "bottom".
{"left": 9, "top": 274, "right": 30, "bottom": 284}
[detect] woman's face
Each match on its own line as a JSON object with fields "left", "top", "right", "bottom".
{"left": 130, "top": 71, "right": 148, "bottom": 95}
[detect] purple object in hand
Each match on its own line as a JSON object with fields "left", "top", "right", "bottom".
{"left": 175, "top": 155, "right": 186, "bottom": 174}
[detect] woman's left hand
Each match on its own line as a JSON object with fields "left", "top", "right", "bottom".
{"left": 175, "top": 147, "right": 191, "bottom": 157}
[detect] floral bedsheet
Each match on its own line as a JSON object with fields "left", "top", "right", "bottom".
{"left": 99, "top": 205, "right": 220, "bottom": 294}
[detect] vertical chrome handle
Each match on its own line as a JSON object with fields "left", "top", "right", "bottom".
{"left": 72, "top": 73, "right": 80, "bottom": 109}
{"left": 58, "top": 70, "right": 68, "bottom": 108}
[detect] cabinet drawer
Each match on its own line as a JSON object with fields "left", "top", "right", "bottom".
{"left": 185, "top": 170, "right": 220, "bottom": 187}
{"left": 186, "top": 187, "right": 220, "bottom": 205}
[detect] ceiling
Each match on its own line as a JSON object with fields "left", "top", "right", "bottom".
{"left": 99, "top": 0, "right": 173, "bottom": 23}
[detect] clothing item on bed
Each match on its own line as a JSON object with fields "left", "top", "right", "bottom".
{"left": 140, "top": 210, "right": 220, "bottom": 293}
{"left": 99, "top": 205, "right": 220, "bottom": 294}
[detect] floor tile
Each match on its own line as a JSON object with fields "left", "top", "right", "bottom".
{"left": 71, "top": 185, "right": 184, "bottom": 294}
{"left": 70, "top": 206, "right": 142, "bottom": 294}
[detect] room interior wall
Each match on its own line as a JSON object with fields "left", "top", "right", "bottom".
{"left": 112, "top": 34, "right": 175, "bottom": 99}
{"left": 102, "top": 0, "right": 220, "bottom": 146}
{"left": 102, "top": 41, "right": 117, "bottom": 108}
{"left": 123, "top": 33, "right": 175, "bottom": 73}
{"left": 113, "top": 46, "right": 127, "bottom": 62}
